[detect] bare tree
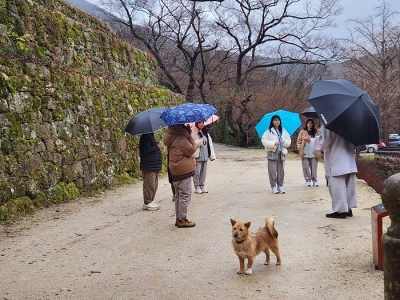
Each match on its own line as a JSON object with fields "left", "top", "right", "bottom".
{"left": 341, "top": 0, "right": 400, "bottom": 139}
{"left": 95, "top": 0, "right": 342, "bottom": 146}
{"left": 97, "top": 0, "right": 221, "bottom": 102}
{"left": 210, "top": 0, "right": 343, "bottom": 145}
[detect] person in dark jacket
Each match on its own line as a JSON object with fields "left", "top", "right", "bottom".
{"left": 139, "top": 133, "right": 162, "bottom": 211}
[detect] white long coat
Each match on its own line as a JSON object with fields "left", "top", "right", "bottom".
{"left": 310, "top": 125, "right": 357, "bottom": 176}
{"left": 261, "top": 128, "right": 291, "bottom": 154}
{"left": 310, "top": 125, "right": 358, "bottom": 213}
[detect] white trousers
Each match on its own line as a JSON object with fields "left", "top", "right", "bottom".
{"left": 193, "top": 161, "right": 208, "bottom": 188}
{"left": 328, "top": 173, "right": 357, "bottom": 213}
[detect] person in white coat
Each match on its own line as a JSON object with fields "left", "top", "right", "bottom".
{"left": 261, "top": 115, "right": 291, "bottom": 194}
{"left": 303, "top": 124, "right": 357, "bottom": 218}
{"left": 191, "top": 122, "right": 216, "bottom": 194}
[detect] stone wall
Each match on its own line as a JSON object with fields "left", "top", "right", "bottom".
{"left": 0, "top": 0, "right": 183, "bottom": 219}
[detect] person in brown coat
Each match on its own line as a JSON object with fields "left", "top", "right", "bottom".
{"left": 296, "top": 119, "right": 320, "bottom": 187}
{"left": 164, "top": 124, "right": 202, "bottom": 228}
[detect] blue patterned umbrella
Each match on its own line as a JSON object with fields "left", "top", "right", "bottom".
{"left": 255, "top": 109, "right": 301, "bottom": 137}
{"left": 160, "top": 103, "right": 217, "bottom": 126}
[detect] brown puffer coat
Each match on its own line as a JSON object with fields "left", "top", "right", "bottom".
{"left": 163, "top": 125, "right": 198, "bottom": 176}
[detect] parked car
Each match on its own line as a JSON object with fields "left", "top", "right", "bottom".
{"left": 360, "top": 140, "right": 386, "bottom": 153}
{"left": 364, "top": 144, "right": 378, "bottom": 153}
{"left": 389, "top": 140, "right": 400, "bottom": 146}
{"left": 389, "top": 133, "right": 400, "bottom": 144}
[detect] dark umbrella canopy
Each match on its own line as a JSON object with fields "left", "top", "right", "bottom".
{"left": 124, "top": 107, "right": 167, "bottom": 136}
{"left": 308, "top": 79, "right": 381, "bottom": 146}
{"left": 301, "top": 107, "right": 319, "bottom": 119}
{"left": 160, "top": 103, "right": 217, "bottom": 126}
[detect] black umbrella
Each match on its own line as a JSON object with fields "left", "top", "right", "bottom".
{"left": 308, "top": 79, "right": 381, "bottom": 146}
{"left": 124, "top": 107, "right": 167, "bottom": 136}
{"left": 301, "top": 107, "right": 319, "bottom": 118}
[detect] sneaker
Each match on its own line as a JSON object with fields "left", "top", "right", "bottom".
{"left": 304, "top": 180, "right": 310, "bottom": 186}
{"left": 271, "top": 186, "right": 278, "bottom": 194}
{"left": 195, "top": 187, "right": 203, "bottom": 194}
{"left": 313, "top": 180, "right": 319, "bottom": 187}
{"left": 201, "top": 187, "right": 208, "bottom": 193}
{"left": 142, "top": 202, "right": 160, "bottom": 211}
{"left": 306, "top": 180, "right": 311, "bottom": 187}
{"left": 278, "top": 186, "right": 285, "bottom": 194}
{"left": 177, "top": 217, "right": 196, "bottom": 228}
{"left": 326, "top": 212, "right": 347, "bottom": 219}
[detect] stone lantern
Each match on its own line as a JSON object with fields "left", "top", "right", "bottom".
{"left": 381, "top": 173, "right": 400, "bottom": 299}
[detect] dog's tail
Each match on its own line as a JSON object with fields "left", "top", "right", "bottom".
{"left": 265, "top": 217, "right": 278, "bottom": 238}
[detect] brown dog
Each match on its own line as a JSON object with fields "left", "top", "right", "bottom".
{"left": 230, "top": 218, "right": 282, "bottom": 275}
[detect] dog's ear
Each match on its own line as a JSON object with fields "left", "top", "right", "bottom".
{"left": 244, "top": 222, "right": 251, "bottom": 228}
{"left": 230, "top": 219, "right": 236, "bottom": 226}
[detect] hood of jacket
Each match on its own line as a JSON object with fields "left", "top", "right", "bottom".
{"left": 164, "top": 125, "right": 197, "bottom": 176}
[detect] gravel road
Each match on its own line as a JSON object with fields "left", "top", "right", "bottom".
{"left": 0, "top": 145, "right": 386, "bottom": 300}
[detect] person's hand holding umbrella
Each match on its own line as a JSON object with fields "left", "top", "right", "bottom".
{"left": 275, "top": 138, "right": 285, "bottom": 147}
{"left": 185, "top": 124, "right": 192, "bottom": 134}
{"left": 303, "top": 135, "right": 311, "bottom": 143}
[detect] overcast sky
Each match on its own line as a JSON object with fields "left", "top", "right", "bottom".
{"left": 329, "top": 0, "right": 400, "bottom": 37}
{"left": 85, "top": 0, "right": 400, "bottom": 38}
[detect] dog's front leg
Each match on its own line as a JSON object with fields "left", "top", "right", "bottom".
{"left": 237, "top": 256, "right": 245, "bottom": 274}
{"left": 245, "top": 257, "right": 254, "bottom": 275}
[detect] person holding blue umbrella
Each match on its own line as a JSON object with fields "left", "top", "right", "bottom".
{"left": 261, "top": 115, "right": 291, "bottom": 194}
{"left": 164, "top": 124, "right": 203, "bottom": 228}
{"left": 161, "top": 102, "right": 216, "bottom": 227}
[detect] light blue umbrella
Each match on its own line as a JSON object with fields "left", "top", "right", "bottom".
{"left": 255, "top": 109, "right": 301, "bottom": 137}
{"left": 160, "top": 103, "right": 217, "bottom": 126}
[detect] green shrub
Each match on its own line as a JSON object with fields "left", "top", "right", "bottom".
{"left": 0, "top": 196, "right": 35, "bottom": 220}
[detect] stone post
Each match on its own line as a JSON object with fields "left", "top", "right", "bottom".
{"left": 381, "top": 173, "right": 400, "bottom": 299}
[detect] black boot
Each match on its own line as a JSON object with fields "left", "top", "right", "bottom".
{"left": 326, "top": 212, "right": 347, "bottom": 219}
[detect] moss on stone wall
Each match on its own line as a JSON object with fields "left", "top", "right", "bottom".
{"left": 0, "top": 0, "right": 184, "bottom": 220}
{"left": 0, "top": 196, "right": 35, "bottom": 221}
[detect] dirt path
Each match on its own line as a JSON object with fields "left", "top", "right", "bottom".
{"left": 0, "top": 145, "right": 385, "bottom": 300}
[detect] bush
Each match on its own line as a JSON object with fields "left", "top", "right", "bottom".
{"left": 356, "top": 158, "right": 390, "bottom": 194}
